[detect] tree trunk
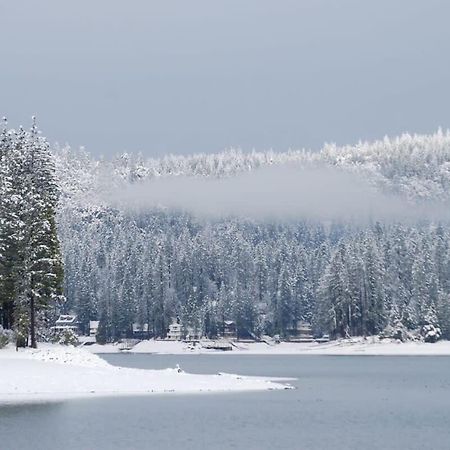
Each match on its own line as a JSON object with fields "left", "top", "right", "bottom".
{"left": 30, "top": 292, "right": 37, "bottom": 348}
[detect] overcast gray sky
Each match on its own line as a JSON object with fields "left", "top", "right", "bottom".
{"left": 1, "top": 0, "right": 449, "bottom": 157}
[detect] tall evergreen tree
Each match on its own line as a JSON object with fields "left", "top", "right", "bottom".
{"left": 0, "top": 119, "right": 64, "bottom": 347}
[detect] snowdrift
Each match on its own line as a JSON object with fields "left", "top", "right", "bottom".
{"left": 0, "top": 345, "right": 292, "bottom": 404}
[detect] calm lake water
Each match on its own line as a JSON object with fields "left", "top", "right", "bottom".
{"left": 1, "top": 355, "right": 450, "bottom": 450}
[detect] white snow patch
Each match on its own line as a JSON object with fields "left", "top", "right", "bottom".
{"left": 0, "top": 344, "right": 292, "bottom": 405}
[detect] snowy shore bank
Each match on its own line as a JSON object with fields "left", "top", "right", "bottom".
{"left": 0, "top": 345, "right": 292, "bottom": 405}
{"left": 87, "top": 337, "right": 450, "bottom": 356}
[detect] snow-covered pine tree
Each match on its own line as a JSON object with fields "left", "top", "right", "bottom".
{"left": 0, "top": 118, "right": 19, "bottom": 330}
{"left": 0, "top": 119, "right": 64, "bottom": 347}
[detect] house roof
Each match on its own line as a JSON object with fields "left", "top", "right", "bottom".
{"left": 56, "top": 315, "right": 78, "bottom": 325}
{"left": 132, "top": 323, "right": 149, "bottom": 332}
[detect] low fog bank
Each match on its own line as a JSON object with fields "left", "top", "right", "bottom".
{"left": 107, "top": 166, "right": 449, "bottom": 223}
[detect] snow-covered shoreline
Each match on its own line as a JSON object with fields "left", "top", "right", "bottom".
{"left": 87, "top": 337, "right": 450, "bottom": 356}
{"left": 0, "top": 345, "right": 292, "bottom": 405}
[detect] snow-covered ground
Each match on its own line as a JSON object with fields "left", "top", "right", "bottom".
{"left": 87, "top": 337, "right": 450, "bottom": 356}
{"left": 0, "top": 345, "right": 292, "bottom": 405}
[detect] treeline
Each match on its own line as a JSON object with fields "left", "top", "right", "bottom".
{"left": 59, "top": 208, "right": 450, "bottom": 342}
{"left": 52, "top": 131, "right": 450, "bottom": 343}
{"left": 4, "top": 125, "right": 450, "bottom": 345}
{"left": 0, "top": 121, "right": 63, "bottom": 347}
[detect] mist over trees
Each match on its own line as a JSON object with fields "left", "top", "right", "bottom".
{"left": 54, "top": 131, "right": 450, "bottom": 342}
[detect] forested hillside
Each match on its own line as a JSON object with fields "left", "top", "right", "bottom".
{"left": 55, "top": 131, "right": 450, "bottom": 342}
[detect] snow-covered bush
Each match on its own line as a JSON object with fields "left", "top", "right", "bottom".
{"left": 379, "top": 324, "right": 404, "bottom": 341}
{"left": 421, "top": 306, "right": 442, "bottom": 343}
{"left": 52, "top": 329, "right": 79, "bottom": 346}
{"left": 0, "top": 326, "right": 13, "bottom": 348}
{"left": 421, "top": 324, "right": 442, "bottom": 343}
{"left": 95, "top": 321, "right": 108, "bottom": 344}
{"left": 379, "top": 324, "right": 420, "bottom": 342}
{"left": 0, "top": 331, "right": 9, "bottom": 348}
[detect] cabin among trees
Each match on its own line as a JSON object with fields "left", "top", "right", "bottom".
{"left": 132, "top": 323, "right": 149, "bottom": 339}
{"left": 222, "top": 320, "right": 237, "bottom": 340}
{"left": 82, "top": 314, "right": 318, "bottom": 344}
{"left": 167, "top": 321, "right": 182, "bottom": 341}
{"left": 89, "top": 321, "right": 99, "bottom": 337}
{"left": 286, "top": 320, "right": 314, "bottom": 342}
{"left": 85, "top": 314, "right": 317, "bottom": 344}
{"left": 52, "top": 315, "right": 80, "bottom": 335}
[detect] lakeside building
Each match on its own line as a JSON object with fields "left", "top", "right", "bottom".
{"left": 132, "top": 323, "right": 149, "bottom": 339}
{"left": 286, "top": 320, "right": 314, "bottom": 342}
{"left": 89, "top": 321, "right": 99, "bottom": 337}
{"left": 52, "top": 315, "right": 80, "bottom": 335}
{"left": 167, "top": 321, "right": 183, "bottom": 341}
{"left": 223, "top": 320, "right": 237, "bottom": 340}
{"left": 185, "top": 326, "right": 202, "bottom": 341}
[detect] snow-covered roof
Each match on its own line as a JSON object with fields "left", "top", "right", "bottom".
{"left": 89, "top": 321, "right": 100, "bottom": 329}
{"left": 132, "top": 323, "right": 149, "bottom": 332}
{"left": 56, "top": 315, "right": 78, "bottom": 325}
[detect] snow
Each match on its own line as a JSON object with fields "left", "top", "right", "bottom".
{"left": 0, "top": 345, "right": 292, "bottom": 405}
{"left": 87, "top": 338, "right": 450, "bottom": 356}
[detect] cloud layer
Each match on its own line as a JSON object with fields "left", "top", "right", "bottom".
{"left": 109, "top": 166, "right": 447, "bottom": 223}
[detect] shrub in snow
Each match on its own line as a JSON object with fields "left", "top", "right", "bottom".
{"left": 421, "top": 306, "right": 442, "bottom": 343}
{"left": 96, "top": 324, "right": 107, "bottom": 344}
{"left": 0, "top": 330, "right": 8, "bottom": 349}
{"left": 52, "top": 329, "right": 79, "bottom": 346}
{"left": 380, "top": 324, "right": 404, "bottom": 341}
{"left": 0, "top": 326, "right": 13, "bottom": 348}
{"left": 379, "top": 323, "right": 419, "bottom": 342}
{"left": 421, "top": 324, "right": 442, "bottom": 343}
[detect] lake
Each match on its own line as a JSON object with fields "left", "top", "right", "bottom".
{"left": 1, "top": 354, "right": 450, "bottom": 450}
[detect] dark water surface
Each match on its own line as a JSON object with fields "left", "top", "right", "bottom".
{"left": 1, "top": 355, "right": 450, "bottom": 450}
